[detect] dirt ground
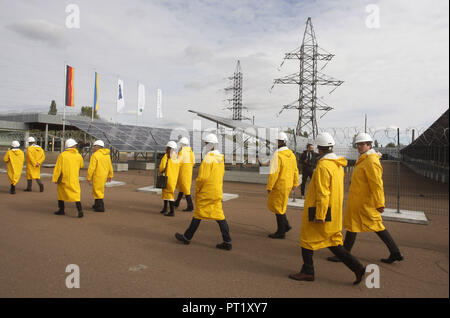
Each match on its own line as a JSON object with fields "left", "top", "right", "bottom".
{"left": 0, "top": 157, "right": 448, "bottom": 298}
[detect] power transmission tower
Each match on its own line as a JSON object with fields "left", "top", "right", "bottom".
{"left": 225, "top": 60, "right": 247, "bottom": 121}
{"left": 272, "top": 17, "right": 343, "bottom": 138}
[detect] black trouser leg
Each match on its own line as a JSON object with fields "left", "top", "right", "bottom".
{"left": 169, "top": 201, "right": 175, "bottom": 213}
{"left": 328, "top": 245, "right": 364, "bottom": 273}
{"left": 36, "top": 179, "right": 44, "bottom": 192}
{"left": 376, "top": 230, "right": 400, "bottom": 255}
{"left": 58, "top": 200, "right": 65, "bottom": 211}
{"left": 300, "top": 170, "right": 312, "bottom": 196}
{"left": 183, "top": 195, "right": 194, "bottom": 211}
{"left": 160, "top": 200, "right": 168, "bottom": 213}
{"left": 10, "top": 184, "right": 16, "bottom": 194}
{"left": 280, "top": 213, "right": 291, "bottom": 232}
{"left": 301, "top": 248, "right": 315, "bottom": 275}
{"left": 275, "top": 214, "right": 284, "bottom": 234}
{"left": 217, "top": 220, "right": 232, "bottom": 243}
{"left": 174, "top": 192, "right": 183, "bottom": 207}
{"left": 343, "top": 231, "right": 357, "bottom": 252}
{"left": 184, "top": 218, "right": 201, "bottom": 241}
{"left": 76, "top": 202, "right": 83, "bottom": 217}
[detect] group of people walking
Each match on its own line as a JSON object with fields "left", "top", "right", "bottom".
{"left": 3, "top": 130, "right": 404, "bottom": 285}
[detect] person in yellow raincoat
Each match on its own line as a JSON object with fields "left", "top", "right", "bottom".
{"left": 3, "top": 140, "right": 24, "bottom": 194}
{"left": 159, "top": 141, "right": 180, "bottom": 216}
{"left": 52, "top": 139, "right": 84, "bottom": 218}
{"left": 327, "top": 133, "right": 404, "bottom": 264}
{"left": 175, "top": 133, "right": 232, "bottom": 251}
{"left": 174, "top": 136, "right": 195, "bottom": 211}
{"left": 266, "top": 131, "right": 299, "bottom": 239}
{"left": 87, "top": 140, "right": 113, "bottom": 212}
{"left": 24, "top": 137, "right": 45, "bottom": 193}
{"left": 289, "top": 133, "right": 365, "bottom": 285}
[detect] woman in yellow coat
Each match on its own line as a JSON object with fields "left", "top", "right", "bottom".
{"left": 159, "top": 141, "right": 180, "bottom": 216}
{"left": 3, "top": 140, "right": 24, "bottom": 194}
{"left": 52, "top": 139, "right": 84, "bottom": 218}
{"left": 174, "top": 137, "right": 195, "bottom": 211}
{"left": 289, "top": 133, "right": 365, "bottom": 284}
{"left": 87, "top": 140, "right": 113, "bottom": 212}
{"left": 266, "top": 131, "right": 299, "bottom": 239}
{"left": 24, "top": 137, "right": 45, "bottom": 192}
{"left": 327, "top": 133, "right": 404, "bottom": 264}
{"left": 175, "top": 133, "right": 232, "bottom": 251}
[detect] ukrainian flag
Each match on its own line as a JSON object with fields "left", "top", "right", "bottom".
{"left": 93, "top": 72, "right": 99, "bottom": 112}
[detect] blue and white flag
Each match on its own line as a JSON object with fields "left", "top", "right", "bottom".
{"left": 138, "top": 83, "right": 145, "bottom": 116}
{"left": 117, "top": 79, "right": 125, "bottom": 113}
{"left": 156, "top": 88, "right": 162, "bottom": 119}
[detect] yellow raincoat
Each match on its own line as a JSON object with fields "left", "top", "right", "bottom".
{"left": 3, "top": 149, "right": 24, "bottom": 186}
{"left": 26, "top": 145, "right": 45, "bottom": 180}
{"left": 52, "top": 148, "right": 84, "bottom": 202}
{"left": 87, "top": 148, "right": 113, "bottom": 199}
{"left": 159, "top": 153, "right": 180, "bottom": 200}
{"left": 343, "top": 149, "right": 386, "bottom": 233}
{"left": 300, "top": 153, "right": 347, "bottom": 250}
{"left": 176, "top": 146, "right": 195, "bottom": 195}
{"left": 267, "top": 147, "right": 300, "bottom": 214}
{"left": 193, "top": 150, "right": 225, "bottom": 221}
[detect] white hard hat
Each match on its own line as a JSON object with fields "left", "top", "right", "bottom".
{"left": 27, "top": 137, "right": 36, "bottom": 143}
{"left": 315, "top": 132, "right": 335, "bottom": 147}
{"left": 93, "top": 140, "right": 105, "bottom": 147}
{"left": 203, "top": 133, "right": 218, "bottom": 144}
{"left": 179, "top": 137, "right": 189, "bottom": 145}
{"left": 354, "top": 132, "right": 373, "bottom": 144}
{"left": 166, "top": 141, "right": 178, "bottom": 150}
{"left": 277, "top": 131, "right": 288, "bottom": 142}
{"left": 65, "top": 138, "right": 77, "bottom": 149}
{"left": 11, "top": 140, "right": 20, "bottom": 148}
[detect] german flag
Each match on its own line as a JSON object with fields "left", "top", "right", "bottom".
{"left": 65, "top": 65, "right": 74, "bottom": 106}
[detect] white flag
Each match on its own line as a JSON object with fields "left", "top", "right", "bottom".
{"left": 156, "top": 88, "right": 162, "bottom": 119}
{"left": 117, "top": 79, "right": 125, "bottom": 113}
{"left": 137, "top": 83, "right": 145, "bottom": 116}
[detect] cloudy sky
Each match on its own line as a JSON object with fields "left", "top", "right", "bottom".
{"left": 0, "top": 0, "right": 448, "bottom": 136}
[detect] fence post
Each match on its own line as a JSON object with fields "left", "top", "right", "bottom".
{"left": 397, "top": 128, "right": 400, "bottom": 213}
{"left": 154, "top": 150, "right": 158, "bottom": 187}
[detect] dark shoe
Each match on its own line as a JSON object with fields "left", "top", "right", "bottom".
{"left": 182, "top": 207, "right": 194, "bottom": 212}
{"left": 268, "top": 232, "right": 285, "bottom": 239}
{"left": 54, "top": 210, "right": 65, "bottom": 215}
{"left": 10, "top": 185, "right": 15, "bottom": 194}
{"left": 160, "top": 201, "right": 168, "bottom": 214}
{"left": 288, "top": 272, "right": 314, "bottom": 282}
{"left": 175, "top": 233, "right": 190, "bottom": 245}
{"left": 381, "top": 252, "right": 404, "bottom": 264}
{"left": 24, "top": 189, "right": 32, "bottom": 192}
{"left": 327, "top": 256, "right": 343, "bottom": 262}
{"left": 78, "top": 212, "right": 84, "bottom": 218}
{"left": 353, "top": 266, "right": 366, "bottom": 285}
{"left": 94, "top": 199, "right": 105, "bottom": 212}
{"left": 285, "top": 225, "right": 292, "bottom": 233}
{"left": 164, "top": 211, "right": 174, "bottom": 217}
{"left": 216, "top": 242, "right": 232, "bottom": 251}
{"left": 39, "top": 183, "right": 44, "bottom": 192}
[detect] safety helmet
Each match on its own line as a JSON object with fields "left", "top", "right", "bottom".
{"left": 11, "top": 140, "right": 20, "bottom": 148}
{"left": 93, "top": 140, "right": 105, "bottom": 147}
{"left": 203, "top": 133, "right": 218, "bottom": 144}
{"left": 65, "top": 138, "right": 78, "bottom": 149}
{"left": 354, "top": 132, "right": 373, "bottom": 144}
{"left": 179, "top": 137, "right": 190, "bottom": 145}
{"left": 166, "top": 141, "right": 178, "bottom": 150}
{"left": 27, "top": 137, "right": 36, "bottom": 143}
{"left": 277, "top": 131, "right": 288, "bottom": 142}
{"left": 315, "top": 132, "right": 335, "bottom": 147}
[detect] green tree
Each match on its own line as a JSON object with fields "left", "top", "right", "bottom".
{"left": 48, "top": 100, "right": 57, "bottom": 115}
{"left": 80, "top": 106, "right": 99, "bottom": 119}
{"left": 386, "top": 142, "right": 396, "bottom": 148}
{"left": 374, "top": 139, "right": 379, "bottom": 148}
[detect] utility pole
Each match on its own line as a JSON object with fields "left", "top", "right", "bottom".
{"left": 272, "top": 17, "right": 343, "bottom": 139}
{"left": 225, "top": 60, "right": 246, "bottom": 121}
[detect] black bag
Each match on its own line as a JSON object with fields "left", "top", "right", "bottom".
{"left": 155, "top": 160, "right": 168, "bottom": 189}
{"left": 308, "top": 207, "right": 332, "bottom": 222}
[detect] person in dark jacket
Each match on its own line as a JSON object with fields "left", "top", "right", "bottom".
{"left": 299, "top": 144, "right": 318, "bottom": 198}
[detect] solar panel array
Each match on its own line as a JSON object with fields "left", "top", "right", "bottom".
{"left": 68, "top": 119, "right": 178, "bottom": 152}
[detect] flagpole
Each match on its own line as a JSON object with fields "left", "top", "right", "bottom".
{"left": 92, "top": 71, "right": 96, "bottom": 122}
{"left": 62, "top": 62, "right": 66, "bottom": 152}
{"left": 136, "top": 80, "right": 139, "bottom": 126}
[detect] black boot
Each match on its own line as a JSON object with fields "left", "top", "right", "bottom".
{"left": 10, "top": 184, "right": 15, "bottom": 194}
{"left": 24, "top": 180, "right": 32, "bottom": 192}
{"left": 76, "top": 202, "right": 83, "bottom": 218}
{"left": 376, "top": 230, "right": 403, "bottom": 263}
{"left": 37, "top": 179, "right": 44, "bottom": 192}
{"left": 54, "top": 201, "right": 65, "bottom": 215}
{"left": 268, "top": 214, "right": 285, "bottom": 239}
{"left": 328, "top": 231, "right": 357, "bottom": 262}
{"left": 174, "top": 192, "right": 183, "bottom": 208}
{"left": 92, "top": 199, "right": 99, "bottom": 209}
{"left": 183, "top": 195, "right": 194, "bottom": 212}
{"left": 95, "top": 199, "right": 105, "bottom": 212}
{"left": 164, "top": 201, "right": 175, "bottom": 217}
{"left": 160, "top": 200, "right": 168, "bottom": 214}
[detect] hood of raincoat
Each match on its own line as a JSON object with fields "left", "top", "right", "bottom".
{"left": 10, "top": 148, "right": 23, "bottom": 155}
{"left": 319, "top": 152, "right": 347, "bottom": 167}
{"left": 97, "top": 148, "right": 110, "bottom": 156}
{"left": 277, "top": 147, "right": 295, "bottom": 161}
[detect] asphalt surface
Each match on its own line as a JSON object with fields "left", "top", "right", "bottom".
{"left": 0, "top": 166, "right": 448, "bottom": 298}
